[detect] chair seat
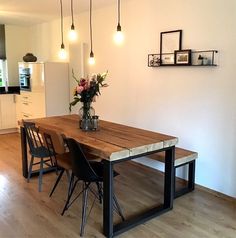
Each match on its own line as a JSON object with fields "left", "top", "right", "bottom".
{"left": 89, "top": 161, "right": 119, "bottom": 181}
{"left": 56, "top": 152, "right": 72, "bottom": 170}
{"left": 31, "top": 146, "right": 54, "bottom": 158}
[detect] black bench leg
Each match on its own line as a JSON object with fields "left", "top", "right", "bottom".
{"left": 188, "top": 160, "right": 195, "bottom": 191}
{"left": 174, "top": 160, "right": 196, "bottom": 199}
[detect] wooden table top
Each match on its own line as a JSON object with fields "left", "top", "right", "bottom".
{"left": 21, "top": 114, "right": 178, "bottom": 161}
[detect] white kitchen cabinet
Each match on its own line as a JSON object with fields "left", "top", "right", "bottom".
{"left": 17, "top": 62, "right": 69, "bottom": 122}
{"left": 0, "top": 94, "right": 17, "bottom": 130}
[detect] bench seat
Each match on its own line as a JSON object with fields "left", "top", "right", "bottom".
{"left": 148, "top": 147, "right": 198, "bottom": 167}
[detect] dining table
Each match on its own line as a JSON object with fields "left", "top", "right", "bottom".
{"left": 20, "top": 114, "right": 178, "bottom": 238}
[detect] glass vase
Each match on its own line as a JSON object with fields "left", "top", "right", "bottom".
{"left": 79, "top": 101, "right": 95, "bottom": 130}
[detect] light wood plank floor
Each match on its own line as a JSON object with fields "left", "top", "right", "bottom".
{"left": 0, "top": 133, "right": 235, "bottom": 238}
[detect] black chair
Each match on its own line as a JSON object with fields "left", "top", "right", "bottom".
{"left": 23, "top": 121, "right": 55, "bottom": 192}
{"left": 39, "top": 126, "right": 72, "bottom": 198}
{"left": 62, "top": 138, "right": 125, "bottom": 237}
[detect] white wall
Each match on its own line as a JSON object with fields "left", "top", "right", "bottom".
{"left": 5, "top": 25, "right": 30, "bottom": 85}
{"left": 27, "top": 0, "right": 236, "bottom": 198}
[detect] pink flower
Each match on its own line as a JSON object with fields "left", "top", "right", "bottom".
{"left": 79, "top": 79, "right": 87, "bottom": 87}
{"left": 76, "top": 85, "right": 84, "bottom": 93}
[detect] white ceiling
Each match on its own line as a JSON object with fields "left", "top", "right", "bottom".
{"left": 0, "top": 0, "right": 117, "bottom": 26}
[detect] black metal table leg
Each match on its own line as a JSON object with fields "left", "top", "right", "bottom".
{"left": 103, "top": 160, "right": 114, "bottom": 238}
{"left": 164, "top": 146, "right": 175, "bottom": 209}
{"left": 102, "top": 147, "right": 175, "bottom": 237}
{"left": 20, "top": 126, "right": 28, "bottom": 178}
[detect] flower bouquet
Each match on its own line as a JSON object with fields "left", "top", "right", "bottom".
{"left": 69, "top": 70, "right": 108, "bottom": 130}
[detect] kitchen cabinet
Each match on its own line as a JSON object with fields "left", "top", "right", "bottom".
{"left": 16, "top": 62, "right": 69, "bottom": 124}
{"left": 17, "top": 91, "right": 45, "bottom": 120}
{"left": 0, "top": 94, "right": 16, "bottom": 131}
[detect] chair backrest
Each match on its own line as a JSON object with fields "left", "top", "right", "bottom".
{"left": 38, "top": 126, "right": 66, "bottom": 155}
{"left": 66, "top": 138, "right": 99, "bottom": 182}
{"left": 23, "top": 121, "right": 44, "bottom": 154}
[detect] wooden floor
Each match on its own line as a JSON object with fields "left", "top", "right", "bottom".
{"left": 0, "top": 133, "right": 235, "bottom": 238}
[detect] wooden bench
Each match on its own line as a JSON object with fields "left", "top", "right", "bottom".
{"left": 147, "top": 147, "right": 198, "bottom": 198}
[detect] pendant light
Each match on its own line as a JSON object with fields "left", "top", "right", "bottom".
{"left": 68, "top": 0, "right": 78, "bottom": 42}
{"left": 59, "top": 0, "right": 67, "bottom": 59}
{"left": 114, "top": 0, "right": 124, "bottom": 45}
{"left": 88, "top": 0, "right": 95, "bottom": 65}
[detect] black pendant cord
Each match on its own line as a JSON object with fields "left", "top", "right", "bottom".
{"left": 60, "top": 0, "right": 64, "bottom": 48}
{"left": 70, "top": 0, "right": 75, "bottom": 29}
{"left": 117, "top": 0, "right": 121, "bottom": 30}
{"left": 90, "top": 0, "right": 93, "bottom": 55}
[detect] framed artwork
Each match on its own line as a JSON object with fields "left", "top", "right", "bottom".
{"left": 160, "top": 30, "right": 182, "bottom": 65}
{"left": 160, "top": 53, "right": 175, "bottom": 65}
{"left": 175, "top": 49, "right": 192, "bottom": 65}
{"left": 148, "top": 54, "right": 161, "bottom": 67}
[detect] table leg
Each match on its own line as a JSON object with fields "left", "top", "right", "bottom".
{"left": 164, "top": 146, "right": 175, "bottom": 209}
{"left": 103, "top": 160, "right": 114, "bottom": 238}
{"left": 20, "top": 126, "right": 28, "bottom": 178}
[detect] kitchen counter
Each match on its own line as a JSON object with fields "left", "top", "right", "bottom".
{"left": 0, "top": 86, "right": 20, "bottom": 94}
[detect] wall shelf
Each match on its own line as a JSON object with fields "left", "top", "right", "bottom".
{"left": 148, "top": 50, "right": 218, "bottom": 67}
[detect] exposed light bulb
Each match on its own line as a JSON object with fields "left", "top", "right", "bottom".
{"left": 58, "top": 44, "right": 67, "bottom": 59}
{"left": 88, "top": 56, "right": 95, "bottom": 65}
{"left": 69, "top": 29, "right": 77, "bottom": 42}
{"left": 88, "top": 51, "right": 95, "bottom": 65}
{"left": 69, "top": 24, "right": 78, "bottom": 42}
{"left": 114, "top": 30, "right": 124, "bottom": 45}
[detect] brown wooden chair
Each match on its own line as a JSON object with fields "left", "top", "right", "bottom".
{"left": 38, "top": 126, "right": 72, "bottom": 197}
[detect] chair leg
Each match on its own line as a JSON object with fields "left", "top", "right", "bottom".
{"left": 61, "top": 174, "right": 78, "bottom": 216}
{"left": 80, "top": 183, "right": 89, "bottom": 237}
{"left": 27, "top": 155, "right": 34, "bottom": 182}
{"left": 113, "top": 194, "right": 125, "bottom": 221}
{"left": 65, "top": 170, "right": 71, "bottom": 191}
{"left": 38, "top": 158, "right": 44, "bottom": 192}
{"left": 49, "top": 169, "right": 65, "bottom": 197}
{"left": 96, "top": 182, "right": 102, "bottom": 204}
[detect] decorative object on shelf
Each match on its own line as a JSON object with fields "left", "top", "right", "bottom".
{"left": 114, "top": 0, "right": 124, "bottom": 45}
{"left": 58, "top": 0, "right": 67, "bottom": 59}
{"left": 161, "top": 53, "right": 175, "bottom": 65}
{"left": 160, "top": 30, "right": 182, "bottom": 66}
{"left": 69, "top": 70, "right": 108, "bottom": 130}
{"left": 197, "top": 54, "right": 203, "bottom": 65}
{"left": 174, "top": 49, "right": 192, "bottom": 65}
{"left": 68, "top": 0, "right": 78, "bottom": 42}
{"left": 88, "top": 0, "right": 95, "bottom": 65}
{"left": 148, "top": 54, "right": 161, "bottom": 67}
{"left": 203, "top": 57, "right": 208, "bottom": 65}
{"left": 23, "top": 53, "right": 37, "bottom": 62}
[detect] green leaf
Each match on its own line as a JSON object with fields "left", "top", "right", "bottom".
{"left": 69, "top": 97, "right": 80, "bottom": 111}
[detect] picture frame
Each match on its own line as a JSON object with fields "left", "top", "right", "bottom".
{"left": 174, "top": 49, "right": 192, "bottom": 65}
{"left": 148, "top": 54, "right": 161, "bottom": 67}
{"left": 160, "top": 53, "right": 175, "bottom": 65}
{"left": 160, "top": 30, "right": 182, "bottom": 65}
